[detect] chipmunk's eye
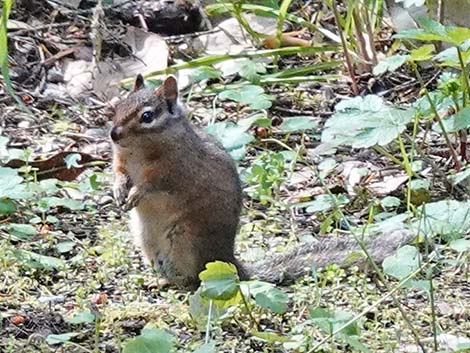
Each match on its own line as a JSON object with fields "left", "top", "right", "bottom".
{"left": 140, "top": 111, "right": 155, "bottom": 124}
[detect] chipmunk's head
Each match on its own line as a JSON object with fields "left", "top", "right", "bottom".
{"left": 110, "top": 75, "right": 185, "bottom": 147}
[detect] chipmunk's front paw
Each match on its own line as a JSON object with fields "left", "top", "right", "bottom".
{"left": 123, "top": 185, "right": 146, "bottom": 211}
{"left": 113, "top": 181, "right": 129, "bottom": 207}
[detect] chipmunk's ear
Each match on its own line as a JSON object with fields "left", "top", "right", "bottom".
{"left": 133, "top": 74, "right": 145, "bottom": 91}
{"left": 156, "top": 76, "right": 178, "bottom": 113}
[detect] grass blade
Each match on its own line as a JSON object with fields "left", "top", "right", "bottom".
{"left": 0, "top": 0, "right": 33, "bottom": 116}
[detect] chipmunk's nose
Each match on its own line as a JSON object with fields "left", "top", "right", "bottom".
{"left": 110, "top": 126, "right": 122, "bottom": 141}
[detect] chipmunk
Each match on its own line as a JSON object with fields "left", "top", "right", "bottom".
{"left": 110, "top": 75, "right": 414, "bottom": 288}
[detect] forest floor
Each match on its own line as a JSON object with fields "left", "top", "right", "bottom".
{"left": 1, "top": 1, "right": 469, "bottom": 353}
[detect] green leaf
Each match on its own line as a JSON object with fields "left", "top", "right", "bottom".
{"left": 14, "top": 249, "right": 66, "bottom": 270}
{"left": 191, "top": 342, "right": 216, "bottom": 353}
{"left": 46, "top": 332, "right": 79, "bottom": 345}
{"left": 373, "top": 55, "right": 408, "bottom": 75}
{"left": 0, "top": 167, "right": 31, "bottom": 199}
{"left": 64, "top": 153, "right": 82, "bottom": 169}
{"left": 343, "top": 335, "right": 370, "bottom": 352}
{"left": 409, "top": 179, "right": 430, "bottom": 191}
{"left": 191, "top": 66, "right": 221, "bottom": 82}
{"left": 278, "top": 117, "right": 317, "bottom": 132}
{"left": 5, "top": 223, "right": 36, "bottom": 240}
{"left": 251, "top": 331, "right": 294, "bottom": 343}
{"left": 380, "top": 196, "right": 401, "bottom": 209}
{"left": 56, "top": 241, "right": 77, "bottom": 254}
{"left": 66, "top": 311, "right": 95, "bottom": 324}
{"left": 383, "top": 245, "right": 421, "bottom": 280}
{"left": 449, "top": 168, "right": 470, "bottom": 186}
{"left": 395, "top": 18, "right": 470, "bottom": 46}
{"left": 322, "top": 95, "right": 414, "bottom": 148}
{"left": 433, "top": 107, "right": 470, "bottom": 133}
{"left": 300, "top": 194, "right": 349, "bottom": 213}
{"left": 199, "top": 261, "right": 239, "bottom": 301}
{"left": 123, "top": 329, "right": 174, "bottom": 353}
{"left": 403, "top": 280, "right": 430, "bottom": 293}
{"left": 449, "top": 238, "right": 470, "bottom": 252}
{"left": 0, "top": 198, "right": 16, "bottom": 214}
{"left": 42, "top": 197, "right": 85, "bottom": 210}
{"left": 414, "top": 200, "right": 470, "bottom": 236}
{"left": 239, "top": 60, "right": 266, "bottom": 82}
{"left": 219, "top": 85, "right": 273, "bottom": 110}
{"left": 248, "top": 281, "right": 289, "bottom": 314}
{"left": 409, "top": 44, "right": 435, "bottom": 62}
{"left": 309, "top": 308, "right": 360, "bottom": 336}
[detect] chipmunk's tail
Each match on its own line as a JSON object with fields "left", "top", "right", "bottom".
{"left": 244, "top": 229, "right": 415, "bottom": 284}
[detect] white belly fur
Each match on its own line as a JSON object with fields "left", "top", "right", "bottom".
{"left": 128, "top": 194, "right": 176, "bottom": 265}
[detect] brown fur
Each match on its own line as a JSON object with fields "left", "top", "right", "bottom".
{"left": 110, "top": 76, "right": 414, "bottom": 288}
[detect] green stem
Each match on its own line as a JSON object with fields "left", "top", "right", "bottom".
{"left": 412, "top": 62, "right": 461, "bottom": 170}
{"left": 239, "top": 288, "right": 259, "bottom": 330}
{"left": 331, "top": 0, "right": 359, "bottom": 95}
{"left": 205, "top": 300, "right": 213, "bottom": 344}
{"left": 457, "top": 47, "right": 470, "bottom": 106}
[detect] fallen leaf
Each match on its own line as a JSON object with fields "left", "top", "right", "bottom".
{"left": 5, "top": 151, "right": 105, "bottom": 181}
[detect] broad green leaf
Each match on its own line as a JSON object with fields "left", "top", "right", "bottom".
{"left": 123, "top": 329, "right": 174, "bottom": 353}
{"left": 191, "top": 66, "right": 221, "bottom": 82}
{"left": 66, "top": 311, "right": 95, "bottom": 324}
{"left": 449, "top": 168, "right": 470, "bottom": 186}
{"left": 46, "top": 332, "right": 79, "bottom": 345}
{"left": 192, "top": 342, "right": 216, "bottom": 353}
{"left": 14, "top": 249, "right": 66, "bottom": 270}
{"left": 414, "top": 200, "right": 470, "bottom": 236}
{"left": 0, "top": 167, "right": 31, "bottom": 199}
{"left": 343, "top": 335, "right": 370, "bottom": 352}
{"left": 248, "top": 281, "right": 288, "bottom": 314}
{"left": 373, "top": 55, "right": 408, "bottom": 75}
{"left": 188, "top": 287, "right": 240, "bottom": 328}
{"left": 409, "top": 44, "right": 434, "bottom": 62}
{"left": 42, "top": 197, "right": 84, "bottom": 210}
{"left": 409, "top": 179, "right": 430, "bottom": 191}
{"left": 219, "top": 85, "right": 273, "bottom": 110}
{"left": 64, "top": 153, "right": 82, "bottom": 169}
{"left": 278, "top": 117, "right": 317, "bottom": 132}
{"left": 299, "top": 194, "right": 349, "bottom": 213}
{"left": 309, "top": 308, "right": 360, "bottom": 336}
{"left": 254, "top": 288, "right": 288, "bottom": 314}
{"left": 322, "top": 95, "right": 414, "bottom": 148}
{"left": 433, "top": 107, "right": 470, "bottom": 133}
{"left": 414, "top": 90, "right": 455, "bottom": 116}
{"left": 395, "top": 18, "right": 470, "bottom": 46}
{"left": 251, "top": 331, "right": 294, "bottom": 343}
{"left": 403, "top": 280, "right": 430, "bottom": 293}
{"left": 199, "top": 261, "right": 239, "bottom": 301}
{"left": 381, "top": 196, "right": 401, "bottom": 209}
{"left": 5, "top": 223, "right": 36, "bottom": 240}
{"left": 449, "top": 238, "right": 470, "bottom": 252}
{"left": 0, "top": 198, "right": 16, "bottom": 214}
{"left": 56, "top": 241, "right": 77, "bottom": 253}
{"left": 382, "top": 245, "right": 421, "bottom": 280}
{"left": 239, "top": 60, "right": 266, "bottom": 82}
{"left": 205, "top": 122, "right": 253, "bottom": 157}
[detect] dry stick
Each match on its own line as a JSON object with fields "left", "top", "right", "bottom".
{"left": 352, "top": 10, "right": 371, "bottom": 72}
{"left": 331, "top": 0, "right": 359, "bottom": 95}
